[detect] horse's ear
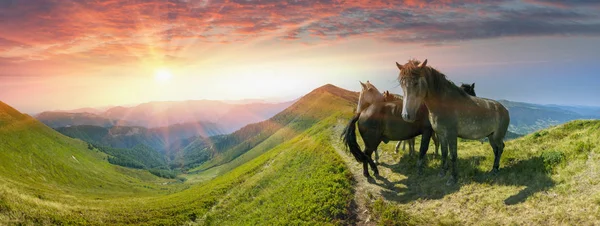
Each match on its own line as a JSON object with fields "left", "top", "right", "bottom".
{"left": 419, "top": 59, "right": 428, "bottom": 68}
{"left": 396, "top": 62, "right": 403, "bottom": 70}
{"left": 360, "top": 81, "right": 367, "bottom": 89}
{"left": 472, "top": 83, "right": 475, "bottom": 88}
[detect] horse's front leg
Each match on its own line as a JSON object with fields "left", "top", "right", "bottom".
{"left": 447, "top": 134, "right": 459, "bottom": 185}
{"left": 418, "top": 130, "right": 432, "bottom": 175}
{"left": 438, "top": 132, "right": 449, "bottom": 177}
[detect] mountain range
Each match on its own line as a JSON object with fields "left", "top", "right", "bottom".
{"left": 36, "top": 100, "right": 294, "bottom": 134}
{"left": 1, "top": 84, "right": 599, "bottom": 225}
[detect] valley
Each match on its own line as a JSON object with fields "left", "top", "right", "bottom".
{"left": 1, "top": 85, "right": 599, "bottom": 225}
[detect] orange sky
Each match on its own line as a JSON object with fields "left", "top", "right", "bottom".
{"left": 1, "top": 0, "right": 599, "bottom": 113}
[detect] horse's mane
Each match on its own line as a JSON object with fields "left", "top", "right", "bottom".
{"left": 399, "top": 59, "right": 469, "bottom": 97}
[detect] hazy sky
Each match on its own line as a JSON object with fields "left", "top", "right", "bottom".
{"left": 1, "top": 0, "right": 599, "bottom": 113}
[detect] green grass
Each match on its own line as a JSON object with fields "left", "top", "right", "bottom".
{"left": 0, "top": 88, "right": 357, "bottom": 225}
{"left": 0, "top": 115, "right": 354, "bottom": 225}
{"left": 200, "top": 114, "right": 354, "bottom": 225}
{"left": 3, "top": 87, "right": 600, "bottom": 225}
{"left": 184, "top": 86, "right": 357, "bottom": 181}
{"left": 367, "top": 120, "right": 600, "bottom": 225}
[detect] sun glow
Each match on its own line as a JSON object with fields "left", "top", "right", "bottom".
{"left": 154, "top": 68, "right": 173, "bottom": 83}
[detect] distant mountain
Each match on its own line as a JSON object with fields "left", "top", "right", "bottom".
{"left": 54, "top": 107, "right": 105, "bottom": 114}
{"left": 498, "top": 100, "right": 597, "bottom": 134}
{"left": 36, "top": 99, "right": 295, "bottom": 133}
{"left": 35, "top": 111, "right": 125, "bottom": 128}
{"left": 545, "top": 104, "right": 600, "bottom": 118}
{"left": 56, "top": 120, "right": 225, "bottom": 154}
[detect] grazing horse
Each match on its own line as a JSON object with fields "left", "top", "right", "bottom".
{"left": 396, "top": 59, "right": 510, "bottom": 184}
{"left": 342, "top": 84, "right": 434, "bottom": 178}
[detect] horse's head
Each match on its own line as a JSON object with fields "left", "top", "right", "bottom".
{"left": 357, "top": 80, "right": 384, "bottom": 113}
{"left": 396, "top": 59, "right": 428, "bottom": 122}
{"left": 383, "top": 90, "right": 395, "bottom": 102}
{"left": 460, "top": 83, "right": 476, "bottom": 96}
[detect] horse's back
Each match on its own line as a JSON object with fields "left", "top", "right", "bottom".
{"left": 457, "top": 96, "right": 510, "bottom": 139}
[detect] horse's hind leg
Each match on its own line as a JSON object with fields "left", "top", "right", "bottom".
{"left": 362, "top": 161, "right": 370, "bottom": 177}
{"left": 488, "top": 134, "right": 504, "bottom": 174}
{"left": 374, "top": 149, "right": 380, "bottom": 164}
{"left": 363, "top": 145, "right": 379, "bottom": 177}
{"left": 438, "top": 133, "right": 449, "bottom": 177}
{"left": 448, "top": 135, "right": 459, "bottom": 185}
{"left": 366, "top": 148, "right": 380, "bottom": 176}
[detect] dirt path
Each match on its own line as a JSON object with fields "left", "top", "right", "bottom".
{"left": 331, "top": 120, "right": 406, "bottom": 225}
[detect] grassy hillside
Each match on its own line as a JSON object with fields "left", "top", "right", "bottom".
{"left": 0, "top": 86, "right": 356, "bottom": 224}
{"left": 3, "top": 85, "right": 599, "bottom": 225}
{"left": 340, "top": 119, "right": 600, "bottom": 225}
{"left": 181, "top": 84, "right": 358, "bottom": 173}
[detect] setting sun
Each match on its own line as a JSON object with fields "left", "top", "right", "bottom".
{"left": 154, "top": 68, "right": 172, "bottom": 83}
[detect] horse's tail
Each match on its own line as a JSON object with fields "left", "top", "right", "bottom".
{"left": 341, "top": 113, "right": 367, "bottom": 163}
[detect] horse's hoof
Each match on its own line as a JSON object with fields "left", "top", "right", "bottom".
{"left": 490, "top": 168, "right": 500, "bottom": 175}
{"left": 363, "top": 173, "right": 371, "bottom": 178}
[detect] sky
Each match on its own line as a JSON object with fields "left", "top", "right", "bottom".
{"left": 1, "top": 0, "right": 599, "bottom": 114}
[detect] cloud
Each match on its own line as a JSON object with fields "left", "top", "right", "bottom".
{"left": 0, "top": 0, "right": 599, "bottom": 66}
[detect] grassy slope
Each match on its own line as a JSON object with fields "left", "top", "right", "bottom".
{"left": 362, "top": 120, "right": 600, "bottom": 225}
{"left": 4, "top": 85, "right": 598, "bottom": 225}
{"left": 0, "top": 86, "right": 356, "bottom": 225}
{"left": 185, "top": 84, "right": 357, "bottom": 175}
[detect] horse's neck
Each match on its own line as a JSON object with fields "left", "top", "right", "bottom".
{"left": 357, "top": 94, "right": 383, "bottom": 113}
{"left": 424, "top": 79, "right": 469, "bottom": 113}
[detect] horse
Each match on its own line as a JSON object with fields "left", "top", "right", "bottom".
{"left": 383, "top": 91, "right": 417, "bottom": 155}
{"left": 356, "top": 80, "right": 384, "bottom": 114}
{"left": 384, "top": 85, "right": 477, "bottom": 156}
{"left": 342, "top": 83, "right": 434, "bottom": 178}
{"left": 396, "top": 59, "right": 510, "bottom": 184}
{"left": 460, "top": 83, "right": 476, "bottom": 97}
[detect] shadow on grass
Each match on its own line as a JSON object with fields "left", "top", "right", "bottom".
{"left": 377, "top": 154, "right": 555, "bottom": 205}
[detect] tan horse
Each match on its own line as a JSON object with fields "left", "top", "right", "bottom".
{"left": 356, "top": 80, "right": 384, "bottom": 114}
{"left": 388, "top": 84, "right": 478, "bottom": 155}
{"left": 397, "top": 59, "right": 510, "bottom": 184}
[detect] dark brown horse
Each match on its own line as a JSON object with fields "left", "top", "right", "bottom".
{"left": 397, "top": 59, "right": 510, "bottom": 184}
{"left": 342, "top": 91, "right": 434, "bottom": 178}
